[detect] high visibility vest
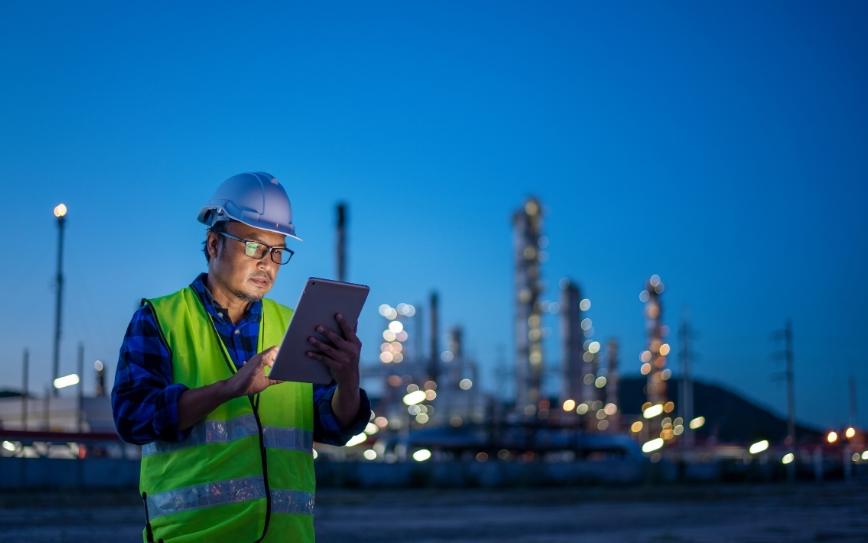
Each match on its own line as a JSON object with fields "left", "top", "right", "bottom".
{"left": 139, "top": 287, "right": 315, "bottom": 543}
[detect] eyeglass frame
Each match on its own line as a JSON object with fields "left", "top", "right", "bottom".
{"left": 216, "top": 231, "right": 295, "bottom": 265}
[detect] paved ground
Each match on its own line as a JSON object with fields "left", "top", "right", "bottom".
{"left": 1, "top": 483, "right": 866, "bottom": 542}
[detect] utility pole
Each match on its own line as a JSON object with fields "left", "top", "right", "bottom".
{"left": 52, "top": 203, "right": 68, "bottom": 397}
{"left": 678, "top": 319, "right": 697, "bottom": 448}
{"left": 21, "top": 349, "right": 29, "bottom": 429}
{"left": 772, "top": 319, "right": 796, "bottom": 482}
{"left": 77, "top": 342, "right": 84, "bottom": 433}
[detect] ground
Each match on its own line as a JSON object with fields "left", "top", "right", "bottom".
{"left": 1, "top": 483, "right": 866, "bottom": 542}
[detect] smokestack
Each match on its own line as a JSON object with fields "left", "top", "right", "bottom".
{"left": 336, "top": 202, "right": 347, "bottom": 282}
{"left": 428, "top": 291, "right": 440, "bottom": 383}
{"left": 605, "top": 338, "right": 620, "bottom": 433}
{"left": 95, "top": 360, "right": 107, "bottom": 397}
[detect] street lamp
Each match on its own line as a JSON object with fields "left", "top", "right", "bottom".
{"left": 52, "top": 203, "right": 68, "bottom": 397}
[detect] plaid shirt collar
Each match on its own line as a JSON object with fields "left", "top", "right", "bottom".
{"left": 189, "top": 273, "right": 263, "bottom": 326}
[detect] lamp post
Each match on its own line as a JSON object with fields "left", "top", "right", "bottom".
{"left": 52, "top": 203, "right": 68, "bottom": 397}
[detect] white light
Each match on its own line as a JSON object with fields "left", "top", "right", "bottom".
{"left": 94, "top": 360, "right": 104, "bottom": 371}
{"left": 588, "top": 341, "right": 601, "bottom": 354}
{"left": 594, "top": 376, "right": 607, "bottom": 389}
{"left": 53, "top": 374, "right": 80, "bottom": 389}
{"left": 749, "top": 440, "right": 769, "bottom": 454}
{"left": 688, "top": 416, "right": 705, "bottom": 430}
{"left": 642, "top": 438, "right": 664, "bottom": 453}
{"left": 403, "top": 390, "right": 427, "bottom": 406}
{"left": 388, "top": 321, "right": 404, "bottom": 333}
{"left": 845, "top": 427, "right": 856, "bottom": 439}
{"left": 364, "top": 423, "right": 378, "bottom": 435}
{"left": 459, "top": 378, "right": 473, "bottom": 391}
{"left": 363, "top": 449, "right": 377, "bottom": 461}
{"left": 579, "top": 298, "right": 591, "bottom": 312}
{"left": 344, "top": 433, "right": 368, "bottom": 447}
{"left": 412, "top": 449, "right": 432, "bottom": 462}
{"left": 643, "top": 404, "right": 663, "bottom": 419}
{"left": 53, "top": 203, "right": 68, "bottom": 218}
{"left": 312, "top": 449, "right": 318, "bottom": 459}
{"left": 781, "top": 453, "right": 795, "bottom": 465}
{"left": 862, "top": 451, "right": 868, "bottom": 461}
{"left": 378, "top": 304, "right": 392, "bottom": 317}
{"left": 2, "top": 441, "right": 15, "bottom": 452}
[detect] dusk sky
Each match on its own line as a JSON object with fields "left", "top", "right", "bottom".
{"left": 1, "top": 1, "right": 866, "bottom": 431}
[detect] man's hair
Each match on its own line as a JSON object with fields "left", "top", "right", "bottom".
{"left": 203, "top": 220, "right": 230, "bottom": 263}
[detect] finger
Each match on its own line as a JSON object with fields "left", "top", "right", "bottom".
{"left": 334, "top": 313, "right": 355, "bottom": 341}
{"left": 307, "top": 336, "right": 341, "bottom": 357}
{"left": 317, "top": 325, "right": 348, "bottom": 349}
{"left": 306, "top": 351, "right": 340, "bottom": 370}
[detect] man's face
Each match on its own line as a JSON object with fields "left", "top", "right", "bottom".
{"left": 207, "top": 221, "right": 286, "bottom": 303}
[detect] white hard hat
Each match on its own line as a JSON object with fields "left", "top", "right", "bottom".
{"left": 197, "top": 172, "right": 302, "bottom": 241}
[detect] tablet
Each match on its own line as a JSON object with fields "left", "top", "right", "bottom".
{"left": 270, "top": 277, "right": 370, "bottom": 384}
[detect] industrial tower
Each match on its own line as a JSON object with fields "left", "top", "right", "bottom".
{"left": 513, "top": 197, "right": 544, "bottom": 417}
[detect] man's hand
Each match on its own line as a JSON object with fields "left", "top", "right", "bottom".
{"left": 305, "top": 313, "right": 361, "bottom": 388}
{"left": 225, "top": 346, "right": 281, "bottom": 397}
{"left": 306, "top": 313, "right": 363, "bottom": 429}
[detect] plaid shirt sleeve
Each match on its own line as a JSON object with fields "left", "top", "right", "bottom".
{"left": 312, "top": 384, "right": 372, "bottom": 446}
{"left": 111, "top": 303, "right": 191, "bottom": 445}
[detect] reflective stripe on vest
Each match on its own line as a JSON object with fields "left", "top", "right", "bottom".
{"left": 147, "top": 477, "right": 315, "bottom": 520}
{"left": 141, "top": 415, "right": 312, "bottom": 456}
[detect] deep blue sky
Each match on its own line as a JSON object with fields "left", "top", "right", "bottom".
{"left": 1, "top": 1, "right": 866, "bottom": 431}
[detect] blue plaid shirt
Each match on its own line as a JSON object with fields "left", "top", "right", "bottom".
{"left": 111, "top": 273, "right": 370, "bottom": 446}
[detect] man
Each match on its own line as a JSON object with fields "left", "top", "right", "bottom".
{"left": 112, "top": 172, "right": 371, "bottom": 542}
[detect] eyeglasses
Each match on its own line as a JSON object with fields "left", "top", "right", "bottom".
{"left": 217, "top": 231, "right": 294, "bottom": 265}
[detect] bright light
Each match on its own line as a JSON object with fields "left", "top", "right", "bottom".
{"left": 562, "top": 399, "right": 576, "bottom": 412}
{"left": 53, "top": 203, "right": 68, "bottom": 218}
{"left": 2, "top": 441, "right": 15, "bottom": 452}
{"left": 579, "top": 298, "right": 591, "bottom": 311}
{"left": 378, "top": 304, "right": 392, "bottom": 317}
{"left": 403, "top": 390, "right": 427, "bottom": 406}
{"left": 643, "top": 404, "right": 663, "bottom": 419}
{"left": 94, "top": 360, "right": 104, "bottom": 371}
{"left": 826, "top": 431, "right": 839, "bottom": 444}
{"left": 363, "top": 449, "right": 377, "bottom": 460}
{"left": 594, "top": 376, "right": 607, "bottom": 389}
{"left": 588, "top": 341, "right": 601, "bottom": 354}
{"left": 345, "top": 433, "right": 367, "bottom": 447}
{"left": 374, "top": 416, "right": 389, "bottom": 429}
{"left": 631, "top": 421, "right": 643, "bottom": 433}
{"left": 781, "top": 452, "right": 795, "bottom": 465}
{"left": 862, "top": 451, "right": 868, "bottom": 461}
{"left": 642, "top": 438, "right": 664, "bottom": 453}
{"left": 689, "top": 416, "right": 705, "bottom": 430}
{"left": 425, "top": 390, "right": 437, "bottom": 401}
{"left": 412, "top": 449, "right": 432, "bottom": 462}
{"left": 845, "top": 427, "right": 856, "bottom": 439}
{"left": 388, "top": 321, "right": 404, "bottom": 333}
{"left": 749, "top": 440, "right": 769, "bottom": 454}
{"left": 576, "top": 403, "right": 589, "bottom": 415}
{"left": 53, "top": 373, "right": 80, "bottom": 389}
{"left": 604, "top": 403, "right": 618, "bottom": 416}
{"left": 659, "top": 343, "right": 671, "bottom": 356}
{"left": 459, "top": 378, "right": 473, "bottom": 391}
{"left": 312, "top": 449, "right": 318, "bottom": 459}
{"left": 364, "top": 423, "right": 378, "bottom": 435}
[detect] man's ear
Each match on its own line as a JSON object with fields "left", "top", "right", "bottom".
{"left": 207, "top": 231, "right": 221, "bottom": 260}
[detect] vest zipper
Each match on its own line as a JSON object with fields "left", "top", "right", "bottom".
{"left": 250, "top": 394, "right": 273, "bottom": 543}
